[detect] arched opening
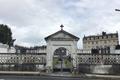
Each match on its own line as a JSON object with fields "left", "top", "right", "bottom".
{"left": 53, "top": 47, "right": 72, "bottom": 72}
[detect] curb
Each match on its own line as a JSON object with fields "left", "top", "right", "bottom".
{"left": 85, "top": 74, "right": 120, "bottom": 79}
{"left": 0, "top": 71, "right": 120, "bottom": 79}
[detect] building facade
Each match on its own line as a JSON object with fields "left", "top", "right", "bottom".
{"left": 44, "top": 25, "right": 79, "bottom": 71}
{"left": 83, "top": 32, "right": 119, "bottom": 53}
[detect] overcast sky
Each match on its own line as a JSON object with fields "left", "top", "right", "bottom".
{"left": 0, "top": 0, "right": 120, "bottom": 48}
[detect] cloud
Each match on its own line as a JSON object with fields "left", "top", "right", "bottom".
{"left": 0, "top": 0, "right": 120, "bottom": 48}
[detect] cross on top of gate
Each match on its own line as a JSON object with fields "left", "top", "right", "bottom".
{"left": 60, "top": 24, "right": 64, "bottom": 30}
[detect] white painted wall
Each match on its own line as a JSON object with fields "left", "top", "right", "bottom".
{"left": 46, "top": 40, "right": 78, "bottom": 70}
{"left": 77, "top": 49, "right": 91, "bottom": 54}
{"left": 110, "top": 49, "right": 120, "bottom": 54}
{"left": 0, "top": 43, "right": 16, "bottom": 53}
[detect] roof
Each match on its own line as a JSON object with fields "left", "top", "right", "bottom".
{"left": 44, "top": 29, "right": 79, "bottom": 41}
{"left": 83, "top": 32, "right": 118, "bottom": 39}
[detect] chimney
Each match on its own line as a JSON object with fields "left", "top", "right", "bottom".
{"left": 102, "top": 32, "right": 106, "bottom": 35}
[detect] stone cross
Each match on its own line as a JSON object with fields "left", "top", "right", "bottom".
{"left": 60, "top": 24, "right": 64, "bottom": 30}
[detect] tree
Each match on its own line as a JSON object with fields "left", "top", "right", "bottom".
{"left": 115, "top": 45, "right": 120, "bottom": 50}
{"left": 0, "top": 24, "right": 13, "bottom": 46}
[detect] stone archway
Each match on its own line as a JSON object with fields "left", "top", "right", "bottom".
{"left": 53, "top": 47, "right": 72, "bottom": 72}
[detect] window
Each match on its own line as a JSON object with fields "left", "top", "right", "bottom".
{"left": 102, "top": 36, "right": 104, "bottom": 39}
{"left": 96, "top": 46, "right": 99, "bottom": 49}
{"left": 108, "top": 35, "right": 111, "bottom": 38}
{"left": 88, "top": 42, "right": 90, "bottom": 44}
{"left": 108, "top": 40, "right": 110, "bottom": 43}
{"left": 111, "top": 35, "right": 113, "bottom": 38}
{"left": 106, "top": 35, "right": 108, "bottom": 38}
{"left": 98, "top": 37, "right": 99, "bottom": 39}
{"left": 92, "top": 42, "right": 94, "bottom": 44}
{"left": 113, "top": 40, "right": 116, "bottom": 42}
{"left": 104, "top": 41, "right": 107, "bottom": 44}
{"left": 113, "top": 35, "right": 116, "bottom": 38}
{"left": 96, "top": 37, "right": 98, "bottom": 39}
{"left": 83, "top": 42, "right": 86, "bottom": 44}
{"left": 100, "top": 37, "right": 102, "bottom": 39}
{"left": 89, "top": 37, "right": 91, "bottom": 40}
{"left": 104, "top": 36, "right": 106, "bottom": 39}
{"left": 87, "top": 38, "right": 89, "bottom": 40}
{"left": 96, "top": 41, "right": 98, "bottom": 44}
{"left": 116, "top": 34, "right": 118, "bottom": 37}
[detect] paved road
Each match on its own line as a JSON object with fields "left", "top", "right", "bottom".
{"left": 0, "top": 75, "right": 119, "bottom": 80}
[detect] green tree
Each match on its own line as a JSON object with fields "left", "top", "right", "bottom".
{"left": 0, "top": 24, "right": 13, "bottom": 46}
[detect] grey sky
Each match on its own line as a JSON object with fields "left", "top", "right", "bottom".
{"left": 0, "top": 0, "right": 120, "bottom": 48}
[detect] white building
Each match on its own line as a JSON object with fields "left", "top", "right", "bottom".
{"left": 25, "top": 46, "right": 46, "bottom": 53}
{"left": 83, "top": 32, "right": 119, "bottom": 49}
{"left": 0, "top": 43, "right": 16, "bottom": 53}
{"left": 83, "top": 32, "right": 119, "bottom": 54}
{"left": 44, "top": 25, "right": 80, "bottom": 70}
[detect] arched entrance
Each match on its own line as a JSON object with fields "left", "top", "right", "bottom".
{"left": 53, "top": 47, "right": 72, "bottom": 72}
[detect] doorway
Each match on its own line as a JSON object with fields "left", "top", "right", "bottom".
{"left": 53, "top": 47, "right": 72, "bottom": 72}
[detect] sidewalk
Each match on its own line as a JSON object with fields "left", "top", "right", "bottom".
{"left": 85, "top": 74, "right": 120, "bottom": 79}
{"left": 0, "top": 71, "right": 120, "bottom": 79}
{"left": 46, "top": 72, "right": 120, "bottom": 79}
{"left": 0, "top": 71, "right": 41, "bottom": 75}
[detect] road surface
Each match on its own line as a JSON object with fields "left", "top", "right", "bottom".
{"left": 0, "top": 75, "right": 119, "bottom": 80}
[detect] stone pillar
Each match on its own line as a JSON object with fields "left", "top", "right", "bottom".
{"left": 72, "top": 53, "right": 78, "bottom": 74}
{"left": 46, "top": 43, "right": 53, "bottom": 73}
